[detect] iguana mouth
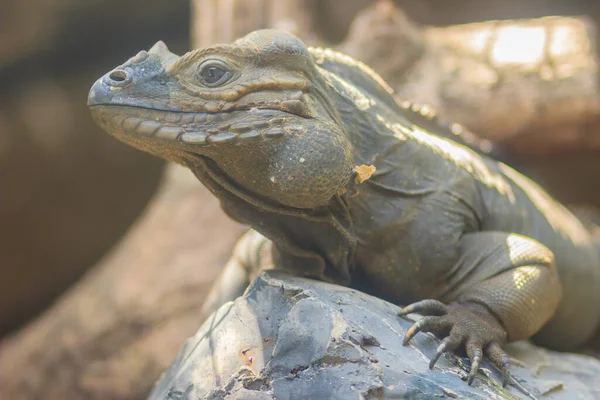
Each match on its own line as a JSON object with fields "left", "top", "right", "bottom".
{"left": 89, "top": 104, "right": 307, "bottom": 146}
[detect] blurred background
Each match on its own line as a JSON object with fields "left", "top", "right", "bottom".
{"left": 1, "top": 0, "right": 600, "bottom": 398}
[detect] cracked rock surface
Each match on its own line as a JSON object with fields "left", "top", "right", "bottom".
{"left": 150, "top": 271, "right": 600, "bottom": 399}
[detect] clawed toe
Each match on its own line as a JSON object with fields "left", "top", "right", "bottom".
{"left": 402, "top": 316, "right": 452, "bottom": 345}
{"left": 398, "top": 299, "right": 448, "bottom": 316}
{"left": 466, "top": 346, "right": 483, "bottom": 385}
{"left": 487, "top": 342, "right": 511, "bottom": 387}
{"left": 429, "top": 336, "right": 460, "bottom": 369}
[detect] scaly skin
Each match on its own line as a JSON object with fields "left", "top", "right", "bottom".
{"left": 88, "top": 30, "right": 600, "bottom": 387}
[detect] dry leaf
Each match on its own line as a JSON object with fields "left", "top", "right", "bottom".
{"left": 354, "top": 164, "right": 376, "bottom": 183}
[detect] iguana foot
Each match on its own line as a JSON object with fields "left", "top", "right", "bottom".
{"left": 398, "top": 300, "right": 510, "bottom": 386}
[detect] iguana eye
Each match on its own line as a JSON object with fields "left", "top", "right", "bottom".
{"left": 198, "top": 61, "right": 231, "bottom": 87}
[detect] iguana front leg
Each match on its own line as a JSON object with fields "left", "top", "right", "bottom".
{"left": 399, "top": 232, "right": 562, "bottom": 386}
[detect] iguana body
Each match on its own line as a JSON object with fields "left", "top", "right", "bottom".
{"left": 88, "top": 30, "right": 600, "bottom": 385}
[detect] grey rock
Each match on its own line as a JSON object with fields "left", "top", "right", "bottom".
{"left": 150, "top": 271, "right": 600, "bottom": 400}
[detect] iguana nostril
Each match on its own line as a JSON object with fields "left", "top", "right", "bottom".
{"left": 107, "top": 69, "right": 132, "bottom": 87}
{"left": 109, "top": 70, "right": 127, "bottom": 82}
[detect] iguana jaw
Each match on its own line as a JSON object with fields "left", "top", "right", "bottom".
{"left": 88, "top": 104, "right": 302, "bottom": 149}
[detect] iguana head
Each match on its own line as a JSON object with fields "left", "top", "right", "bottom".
{"left": 88, "top": 30, "right": 354, "bottom": 209}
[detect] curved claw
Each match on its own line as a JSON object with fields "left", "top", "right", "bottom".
{"left": 502, "top": 364, "right": 511, "bottom": 387}
{"left": 488, "top": 342, "right": 511, "bottom": 387}
{"left": 403, "top": 316, "right": 452, "bottom": 346}
{"left": 403, "top": 316, "right": 441, "bottom": 345}
{"left": 398, "top": 299, "right": 449, "bottom": 316}
{"left": 429, "top": 336, "right": 460, "bottom": 369}
{"left": 467, "top": 348, "right": 483, "bottom": 385}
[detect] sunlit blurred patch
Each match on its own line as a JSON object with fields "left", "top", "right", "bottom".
{"left": 512, "top": 266, "right": 541, "bottom": 290}
{"left": 550, "top": 23, "right": 592, "bottom": 58}
{"left": 491, "top": 26, "right": 546, "bottom": 67}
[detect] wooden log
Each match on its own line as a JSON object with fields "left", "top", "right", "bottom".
{"left": 0, "top": 166, "right": 246, "bottom": 399}
{"left": 338, "top": 1, "right": 600, "bottom": 155}
{"left": 191, "top": 0, "right": 316, "bottom": 48}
